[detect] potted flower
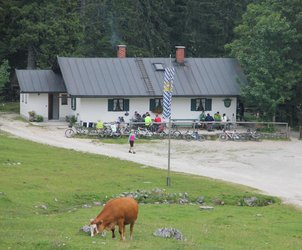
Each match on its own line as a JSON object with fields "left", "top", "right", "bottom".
{"left": 153, "top": 105, "right": 163, "bottom": 114}
{"left": 28, "top": 111, "right": 36, "bottom": 121}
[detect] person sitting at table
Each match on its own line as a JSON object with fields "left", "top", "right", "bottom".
{"left": 205, "top": 113, "right": 214, "bottom": 131}
{"left": 214, "top": 111, "right": 222, "bottom": 129}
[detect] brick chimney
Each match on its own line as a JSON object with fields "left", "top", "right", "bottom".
{"left": 117, "top": 45, "right": 126, "bottom": 58}
{"left": 175, "top": 46, "right": 185, "bottom": 64}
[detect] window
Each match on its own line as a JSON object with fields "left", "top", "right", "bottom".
{"left": 191, "top": 98, "right": 212, "bottom": 111}
{"left": 61, "top": 94, "right": 68, "bottom": 105}
{"left": 153, "top": 63, "right": 165, "bottom": 71}
{"left": 21, "top": 93, "right": 24, "bottom": 103}
{"left": 108, "top": 99, "right": 129, "bottom": 112}
{"left": 25, "top": 94, "right": 28, "bottom": 104}
{"left": 149, "top": 98, "right": 163, "bottom": 113}
{"left": 71, "top": 97, "right": 76, "bottom": 110}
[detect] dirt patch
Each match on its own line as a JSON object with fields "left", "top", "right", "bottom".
{"left": 1, "top": 112, "right": 302, "bottom": 209}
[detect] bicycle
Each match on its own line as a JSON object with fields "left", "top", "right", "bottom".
{"left": 154, "top": 128, "right": 168, "bottom": 139}
{"left": 171, "top": 123, "right": 183, "bottom": 139}
{"left": 241, "top": 129, "right": 262, "bottom": 141}
{"left": 65, "top": 123, "right": 86, "bottom": 138}
{"left": 135, "top": 126, "right": 154, "bottom": 138}
{"left": 219, "top": 129, "right": 242, "bottom": 141}
{"left": 183, "top": 130, "right": 206, "bottom": 141}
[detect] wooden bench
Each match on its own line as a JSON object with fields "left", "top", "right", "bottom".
{"left": 171, "top": 119, "right": 198, "bottom": 129}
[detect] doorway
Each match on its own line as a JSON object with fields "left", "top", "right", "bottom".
{"left": 48, "top": 93, "right": 59, "bottom": 120}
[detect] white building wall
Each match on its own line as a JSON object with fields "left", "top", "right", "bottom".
{"left": 20, "top": 93, "right": 48, "bottom": 120}
{"left": 74, "top": 96, "right": 237, "bottom": 125}
{"left": 59, "top": 95, "right": 74, "bottom": 120}
{"left": 209, "top": 97, "right": 237, "bottom": 121}
{"left": 20, "top": 93, "right": 76, "bottom": 121}
{"left": 171, "top": 97, "right": 236, "bottom": 121}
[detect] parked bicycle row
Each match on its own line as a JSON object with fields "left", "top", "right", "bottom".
{"left": 65, "top": 121, "right": 262, "bottom": 141}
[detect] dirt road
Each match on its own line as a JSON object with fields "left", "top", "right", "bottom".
{"left": 1, "top": 113, "right": 302, "bottom": 209}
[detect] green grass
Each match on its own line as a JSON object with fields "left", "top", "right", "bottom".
{"left": 0, "top": 132, "right": 302, "bottom": 249}
{"left": 0, "top": 101, "right": 19, "bottom": 113}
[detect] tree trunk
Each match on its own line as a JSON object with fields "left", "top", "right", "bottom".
{"left": 27, "top": 45, "right": 35, "bottom": 69}
{"left": 297, "top": 105, "right": 302, "bottom": 140}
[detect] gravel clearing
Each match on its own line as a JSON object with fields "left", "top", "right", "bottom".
{"left": 1, "top": 113, "right": 302, "bottom": 209}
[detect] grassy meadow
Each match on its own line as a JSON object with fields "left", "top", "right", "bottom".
{"left": 1, "top": 131, "right": 302, "bottom": 249}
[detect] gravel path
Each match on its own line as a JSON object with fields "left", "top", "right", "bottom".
{"left": 1, "top": 113, "right": 302, "bottom": 209}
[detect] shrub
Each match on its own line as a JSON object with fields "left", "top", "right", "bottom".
{"left": 35, "top": 115, "right": 44, "bottom": 122}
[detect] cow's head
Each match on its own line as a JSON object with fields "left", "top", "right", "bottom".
{"left": 89, "top": 219, "right": 103, "bottom": 237}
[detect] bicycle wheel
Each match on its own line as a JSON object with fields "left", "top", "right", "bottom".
{"left": 252, "top": 132, "right": 262, "bottom": 141}
{"left": 219, "top": 133, "right": 228, "bottom": 141}
{"left": 158, "top": 131, "right": 167, "bottom": 139}
{"left": 239, "top": 133, "right": 248, "bottom": 141}
{"left": 145, "top": 130, "right": 154, "bottom": 137}
{"left": 65, "top": 128, "right": 75, "bottom": 138}
{"left": 233, "top": 133, "right": 242, "bottom": 141}
{"left": 198, "top": 134, "right": 206, "bottom": 141}
{"left": 113, "top": 132, "right": 121, "bottom": 138}
{"left": 97, "top": 130, "right": 105, "bottom": 138}
{"left": 184, "top": 133, "right": 192, "bottom": 141}
{"left": 172, "top": 130, "right": 182, "bottom": 139}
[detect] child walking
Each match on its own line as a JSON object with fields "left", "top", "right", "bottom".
{"left": 128, "top": 129, "right": 136, "bottom": 154}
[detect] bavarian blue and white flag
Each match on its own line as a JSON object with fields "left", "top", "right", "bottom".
{"left": 163, "top": 67, "right": 175, "bottom": 119}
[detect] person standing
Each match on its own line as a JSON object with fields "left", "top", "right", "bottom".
{"left": 128, "top": 129, "right": 136, "bottom": 154}
{"left": 221, "top": 113, "right": 228, "bottom": 129}
{"left": 144, "top": 113, "right": 152, "bottom": 128}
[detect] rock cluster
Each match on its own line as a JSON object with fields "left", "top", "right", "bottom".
{"left": 153, "top": 228, "right": 185, "bottom": 241}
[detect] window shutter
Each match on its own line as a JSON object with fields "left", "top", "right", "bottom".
{"left": 108, "top": 99, "right": 113, "bottom": 111}
{"left": 71, "top": 97, "right": 76, "bottom": 110}
{"left": 205, "top": 99, "right": 212, "bottom": 111}
{"left": 191, "top": 99, "right": 196, "bottom": 111}
{"left": 124, "top": 99, "right": 129, "bottom": 111}
{"left": 149, "top": 99, "right": 155, "bottom": 111}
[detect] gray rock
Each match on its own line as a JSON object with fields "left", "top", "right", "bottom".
{"left": 196, "top": 196, "right": 205, "bottom": 204}
{"left": 199, "top": 205, "right": 214, "bottom": 210}
{"left": 244, "top": 197, "right": 258, "bottom": 206}
{"left": 153, "top": 228, "right": 185, "bottom": 241}
{"left": 178, "top": 198, "right": 189, "bottom": 204}
{"left": 82, "top": 204, "right": 92, "bottom": 208}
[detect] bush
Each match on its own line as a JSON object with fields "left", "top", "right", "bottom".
{"left": 66, "top": 115, "right": 77, "bottom": 126}
{"left": 35, "top": 115, "right": 44, "bottom": 122}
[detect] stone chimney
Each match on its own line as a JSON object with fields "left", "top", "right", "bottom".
{"left": 117, "top": 45, "right": 126, "bottom": 58}
{"left": 175, "top": 46, "right": 185, "bottom": 64}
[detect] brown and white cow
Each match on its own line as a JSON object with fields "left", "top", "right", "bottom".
{"left": 90, "top": 197, "right": 138, "bottom": 240}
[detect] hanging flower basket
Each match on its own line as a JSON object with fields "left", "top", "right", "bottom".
{"left": 152, "top": 106, "right": 163, "bottom": 114}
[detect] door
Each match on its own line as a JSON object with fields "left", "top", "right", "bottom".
{"left": 48, "top": 93, "right": 59, "bottom": 120}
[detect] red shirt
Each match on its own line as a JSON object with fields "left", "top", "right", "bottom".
{"left": 154, "top": 117, "right": 161, "bottom": 123}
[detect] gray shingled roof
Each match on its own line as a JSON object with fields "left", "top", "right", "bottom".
{"left": 57, "top": 57, "right": 246, "bottom": 97}
{"left": 16, "top": 69, "right": 66, "bottom": 93}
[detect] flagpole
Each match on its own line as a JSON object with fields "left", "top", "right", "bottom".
{"left": 164, "top": 55, "right": 174, "bottom": 187}
{"left": 167, "top": 117, "right": 171, "bottom": 186}
{"left": 166, "top": 55, "right": 172, "bottom": 186}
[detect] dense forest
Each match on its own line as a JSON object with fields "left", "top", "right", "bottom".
{"left": 0, "top": 0, "right": 301, "bottom": 125}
